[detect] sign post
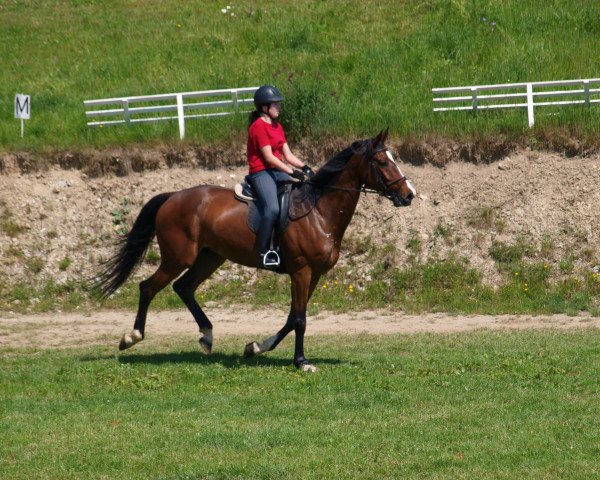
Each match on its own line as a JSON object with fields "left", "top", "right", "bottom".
{"left": 15, "top": 94, "right": 30, "bottom": 138}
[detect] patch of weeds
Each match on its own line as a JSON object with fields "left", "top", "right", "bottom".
{"left": 406, "top": 230, "right": 422, "bottom": 254}
{"left": 47, "top": 229, "right": 58, "bottom": 239}
{"left": 433, "top": 222, "right": 451, "bottom": 239}
{"left": 495, "top": 218, "right": 506, "bottom": 233}
{"left": 391, "top": 257, "right": 484, "bottom": 312}
{"left": 584, "top": 271, "right": 600, "bottom": 296}
{"left": 539, "top": 234, "right": 555, "bottom": 258}
{"left": 59, "top": 256, "right": 72, "bottom": 271}
{"left": 559, "top": 255, "right": 575, "bottom": 274}
{"left": 433, "top": 222, "right": 455, "bottom": 245}
{"left": 580, "top": 247, "right": 595, "bottom": 262}
{"left": 571, "top": 228, "right": 588, "bottom": 243}
{"left": 489, "top": 240, "right": 533, "bottom": 266}
{"left": 5, "top": 246, "right": 24, "bottom": 258}
{"left": 394, "top": 257, "right": 473, "bottom": 291}
{"left": 0, "top": 205, "right": 27, "bottom": 237}
{"left": 511, "top": 262, "right": 551, "bottom": 290}
{"left": 146, "top": 249, "right": 161, "bottom": 265}
{"left": 25, "top": 256, "right": 45, "bottom": 274}
{"left": 111, "top": 198, "right": 131, "bottom": 235}
{"left": 343, "top": 234, "right": 374, "bottom": 257}
{"left": 472, "top": 232, "right": 485, "bottom": 248}
{"left": 466, "top": 206, "right": 495, "bottom": 230}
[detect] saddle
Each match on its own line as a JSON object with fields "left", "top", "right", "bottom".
{"left": 234, "top": 177, "right": 316, "bottom": 235}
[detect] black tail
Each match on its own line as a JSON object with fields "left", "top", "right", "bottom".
{"left": 95, "top": 192, "right": 173, "bottom": 298}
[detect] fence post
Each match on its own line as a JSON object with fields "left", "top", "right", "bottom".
{"left": 526, "top": 83, "right": 534, "bottom": 128}
{"left": 122, "top": 99, "right": 130, "bottom": 126}
{"left": 176, "top": 94, "right": 185, "bottom": 139}
{"left": 583, "top": 80, "right": 590, "bottom": 107}
{"left": 232, "top": 89, "right": 239, "bottom": 112}
{"left": 471, "top": 87, "right": 478, "bottom": 113}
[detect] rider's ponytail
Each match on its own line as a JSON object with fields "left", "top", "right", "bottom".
{"left": 248, "top": 110, "right": 261, "bottom": 126}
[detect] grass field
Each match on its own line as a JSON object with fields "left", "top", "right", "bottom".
{"left": 2, "top": 0, "right": 600, "bottom": 149}
{"left": 2, "top": 331, "right": 600, "bottom": 479}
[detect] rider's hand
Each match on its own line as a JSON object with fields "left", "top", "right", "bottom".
{"left": 302, "top": 165, "right": 315, "bottom": 179}
{"left": 290, "top": 170, "right": 308, "bottom": 182}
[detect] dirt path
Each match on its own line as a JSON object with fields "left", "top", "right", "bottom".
{"left": 1, "top": 308, "right": 599, "bottom": 349}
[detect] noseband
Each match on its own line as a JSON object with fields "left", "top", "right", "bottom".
{"left": 366, "top": 148, "right": 410, "bottom": 206}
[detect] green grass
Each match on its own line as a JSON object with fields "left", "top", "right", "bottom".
{"left": 3, "top": 0, "right": 600, "bottom": 150}
{"left": 2, "top": 256, "right": 600, "bottom": 316}
{"left": 2, "top": 331, "right": 600, "bottom": 479}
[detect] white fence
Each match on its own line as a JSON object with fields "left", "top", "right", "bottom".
{"left": 84, "top": 86, "right": 259, "bottom": 139}
{"left": 432, "top": 78, "right": 600, "bottom": 127}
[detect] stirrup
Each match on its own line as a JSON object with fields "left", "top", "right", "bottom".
{"left": 261, "top": 250, "right": 280, "bottom": 267}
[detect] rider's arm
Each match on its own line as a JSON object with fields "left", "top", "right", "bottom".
{"left": 260, "top": 145, "right": 295, "bottom": 174}
{"left": 281, "top": 143, "right": 304, "bottom": 169}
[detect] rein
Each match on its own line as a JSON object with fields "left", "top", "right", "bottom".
{"left": 307, "top": 142, "right": 409, "bottom": 199}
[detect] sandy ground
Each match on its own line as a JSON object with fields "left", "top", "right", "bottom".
{"left": 1, "top": 308, "right": 599, "bottom": 350}
{"left": 2, "top": 149, "right": 600, "bottom": 288}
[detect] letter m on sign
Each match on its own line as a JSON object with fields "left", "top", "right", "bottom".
{"left": 15, "top": 94, "right": 30, "bottom": 119}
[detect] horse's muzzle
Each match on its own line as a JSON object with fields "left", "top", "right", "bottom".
{"left": 392, "top": 191, "right": 413, "bottom": 207}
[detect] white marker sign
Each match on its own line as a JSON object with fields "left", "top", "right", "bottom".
{"left": 15, "top": 94, "right": 30, "bottom": 119}
{"left": 15, "top": 94, "right": 30, "bottom": 138}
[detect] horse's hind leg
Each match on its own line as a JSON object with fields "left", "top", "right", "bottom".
{"left": 119, "top": 266, "right": 183, "bottom": 350}
{"left": 173, "top": 249, "right": 225, "bottom": 354}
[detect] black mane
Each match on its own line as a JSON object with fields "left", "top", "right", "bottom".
{"left": 310, "top": 140, "right": 366, "bottom": 189}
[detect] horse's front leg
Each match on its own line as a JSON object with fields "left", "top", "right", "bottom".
{"left": 244, "top": 268, "right": 320, "bottom": 371}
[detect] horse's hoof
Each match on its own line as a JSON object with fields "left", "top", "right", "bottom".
{"left": 199, "top": 337, "right": 212, "bottom": 355}
{"left": 118, "top": 337, "right": 129, "bottom": 351}
{"left": 300, "top": 363, "right": 318, "bottom": 373}
{"left": 119, "top": 330, "right": 142, "bottom": 351}
{"left": 243, "top": 341, "right": 260, "bottom": 358}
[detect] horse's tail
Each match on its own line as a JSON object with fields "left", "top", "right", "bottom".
{"left": 94, "top": 192, "right": 173, "bottom": 298}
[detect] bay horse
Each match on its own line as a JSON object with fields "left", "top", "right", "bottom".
{"left": 96, "top": 129, "right": 416, "bottom": 371}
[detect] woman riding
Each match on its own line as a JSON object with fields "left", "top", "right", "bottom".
{"left": 247, "top": 84, "right": 313, "bottom": 269}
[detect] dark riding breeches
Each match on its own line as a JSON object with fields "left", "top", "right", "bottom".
{"left": 247, "top": 169, "right": 291, "bottom": 253}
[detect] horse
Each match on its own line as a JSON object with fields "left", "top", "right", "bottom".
{"left": 96, "top": 129, "right": 416, "bottom": 371}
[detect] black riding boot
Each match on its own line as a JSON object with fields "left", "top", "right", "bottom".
{"left": 256, "top": 215, "right": 279, "bottom": 269}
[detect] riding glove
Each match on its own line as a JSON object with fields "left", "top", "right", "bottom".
{"left": 290, "top": 170, "right": 308, "bottom": 182}
{"left": 302, "top": 165, "right": 315, "bottom": 179}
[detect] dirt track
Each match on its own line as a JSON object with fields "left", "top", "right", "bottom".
{"left": 1, "top": 308, "right": 599, "bottom": 350}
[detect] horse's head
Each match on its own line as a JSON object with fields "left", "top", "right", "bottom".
{"left": 358, "top": 129, "right": 416, "bottom": 207}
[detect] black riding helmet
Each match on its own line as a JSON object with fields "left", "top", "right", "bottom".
{"left": 254, "top": 85, "right": 284, "bottom": 109}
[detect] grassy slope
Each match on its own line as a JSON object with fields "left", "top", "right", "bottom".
{"left": 2, "top": 332, "right": 600, "bottom": 479}
{"left": 2, "top": 0, "right": 600, "bottom": 149}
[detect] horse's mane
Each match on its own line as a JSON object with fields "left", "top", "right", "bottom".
{"left": 309, "top": 140, "right": 365, "bottom": 189}
{"left": 293, "top": 137, "right": 381, "bottom": 207}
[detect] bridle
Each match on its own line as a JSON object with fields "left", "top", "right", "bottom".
{"left": 308, "top": 140, "right": 412, "bottom": 207}
{"left": 367, "top": 147, "right": 411, "bottom": 206}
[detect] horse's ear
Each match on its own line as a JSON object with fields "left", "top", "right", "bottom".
{"left": 382, "top": 127, "right": 389, "bottom": 143}
{"left": 372, "top": 128, "right": 389, "bottom": 148}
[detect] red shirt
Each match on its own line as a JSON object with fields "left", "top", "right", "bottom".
{"left": 247, "top": 119, "right": 287, "bottom": 174}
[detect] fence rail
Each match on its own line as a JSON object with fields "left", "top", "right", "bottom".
{"left": 84, "top": 87, "right": 259, "bottom": 139}
{"left": 432, "top": 78, "right": 600, "bottom": 127}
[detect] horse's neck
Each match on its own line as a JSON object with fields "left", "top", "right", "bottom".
{"left": 314, "top": 168, "right": 363, "bottom": 244}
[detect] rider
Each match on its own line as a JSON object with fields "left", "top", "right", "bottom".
{"left": 247, "top": 84, "right": 314, "bottom": 269}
